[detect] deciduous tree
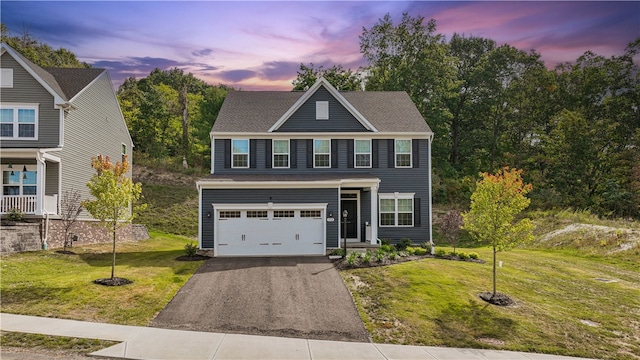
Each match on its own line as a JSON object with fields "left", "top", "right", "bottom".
{"left": 462, "top": 167, "right": 534, "bottom": 299}
{"left": 440, "top": 210, "right": 463, "bottom": 254}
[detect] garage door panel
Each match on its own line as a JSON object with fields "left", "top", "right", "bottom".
{"left": 215, "top": 207, "right": 325, "bottom": 257}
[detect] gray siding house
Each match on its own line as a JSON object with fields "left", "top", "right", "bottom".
{"left": 0, "top": 43, "right": 133, "bottom": 245}
{"left": 197, "top": 77, "right": 433, "bottom": 257}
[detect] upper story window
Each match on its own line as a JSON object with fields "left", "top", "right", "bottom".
{"left": 273, "top": 139, "right": 289, "bottom": 168}
{"left": 0, "top": 104, "right": 38, "bottom": 140}
{"left": 121, "top": 144, "right": 127, "bottom": 163}
{"left": 232, "top": 139, "right": 249, "bottom": 168}
{"left": 316, "top": 101, "right": 329, "bottom": 120}
{"left": 379, "top": 193, "right": 414, "bottom": 227}
{"left": 313, "top": 139, "right": 330, "bottom": 168}
{"left": 355, "top": 139, "right": 371, "bottom": 168}
{"left": 1, "top": 69, "right": 14, "bottom": 88}
{"left": 395, "top": 139, "right": 412, "bottom": 168}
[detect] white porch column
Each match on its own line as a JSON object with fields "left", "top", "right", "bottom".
{"left": 210, "top": 134, "right": 215, "bottom": 174}
{"left": 370, "top": 185, "right": 378, "bottom": 244}
{"left": 35, "top": 154, "right": 45, "bottom": 215}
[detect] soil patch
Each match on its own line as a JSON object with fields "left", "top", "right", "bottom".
{"left": 55, "top": 250, "right": 76, "bottom": 255}
{"left": 479, "top": 292, "right": 516, "bottom": 307}
{"left": 94, "top": 277, "right": 133, "bottom": 286}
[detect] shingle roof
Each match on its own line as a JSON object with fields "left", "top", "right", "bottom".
{"left": 200, "top": 173, "right": 380, "bottom": 182}
{"left": 212, "top": 89, "right": 432, "bottom": 134}
{"left": 44, "top": 68, "right": 105, "bottom": 100}
{"left": 2, "top": 43, "right": 104, "bottom": 101}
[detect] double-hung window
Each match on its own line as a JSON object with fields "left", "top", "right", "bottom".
{"left": 379, "top": 193, "right": 414, "bottom": 227}
{"left": 395, "top": 139, "right": 412, "bottom": 168}
{"left": 273, "top": 139, "right": 289, "bottom": 168}
{"left": 314, "top": 139, "right": 330, "bottom": 168}
{"left": 0, "top": 104, "right": 38, "bottom": 140}
{"left": 232, "top": 139, "right": 249, "bottom": 168}
{"left": 355, "top": 139, "right": 371, "bottom": 168}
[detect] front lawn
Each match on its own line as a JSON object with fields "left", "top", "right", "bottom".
{"left": 0, "top": 232, "right": 205, "bottom": 325}
{"left": 342, "top": 247, "right": 640, "bottom": 360}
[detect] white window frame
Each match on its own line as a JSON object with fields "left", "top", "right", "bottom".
{"left": 0, "top": 103, "right": 39, "bottom": 140}
{"left": 355, "top": 139, "right": 371, "bottom": 168}
{"left": 272, "top": 139, "right": 290, "bottom": 169}
{"left": 231, "top": 139, "right": 249, "bottom": 168}
{"left": 395, "top": 139, "right": 412, "bottom": 168}
{"left": 2, "top": 165, "right": 37, "bottom": 196}
{"left": 316, "top": 101, "right": 329, "bottom": 120}
{"left": 379, "top": 193, "right": 414, "bottom": 227}
{"left": 121, "top": 143, "right": 127, "bottom": 163}
{"left": 313, "top": 139, "right": 331, "bottom": 168}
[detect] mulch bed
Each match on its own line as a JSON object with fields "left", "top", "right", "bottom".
{"left": 94, "top": 277, "right": 133, "bottom": 286}
{"left": 479, "top": 291, "right": 516, "bottom": 306}
{"left": 175, "top": 254, "right": 211, "bottom": 261}
{"left": 334, "top": 253, "right": 485, "bottom": 270}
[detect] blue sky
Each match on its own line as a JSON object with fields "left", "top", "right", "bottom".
{"left": 2, "top": 1, "right": 638, "bottom": 90}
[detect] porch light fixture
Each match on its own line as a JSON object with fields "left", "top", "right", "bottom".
{"left": 7, "top": 163, "right": 12, "bottom": 169}
{"left": 23, "top": 165, "right": 27, "bottom": 172}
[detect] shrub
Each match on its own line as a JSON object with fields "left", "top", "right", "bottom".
{"left": 458, "top": 251, "right": 470, "bottom": 260}
{"left": 405, "top": 246, "right": 417, "bottom": 255}
{"left": 380, "top": 238, "right": 391, "bottom": 246}
{"left": 435, "top": 248, "right": 446, "bottom": 258}
{"left": 7, "top": 208, "right": 23, "bottom": 222}
{"left": 414, "top": 247, "right": 427, "bottom": 255}
{"left": 330, "top": 248, "right": 345, "bottom": 256}
{"left": 346, "top": 251, "right": 359, "bottom": 266}
{"left": 468, "top": 252, "right": 479, "bottom": 259}
{"left": 380, "top": 244, "right": 395, "bottom": 253}
{"left": 361, "top": 251, "right": 372, "bottom": 264}
{"left": 375, "top": 250, "right": 385, "bottom": 263}
{"left": 395, "top": 238, "right": 412, "bottom": 251}
{"left": 448, "top": 250, "right": 457, "bottom": 257}
{"left": 420, "top": 242, "right": 432, "bottom": 253}
{"left": 388, "top": 252, "right": 399, "bottom": 261}
{"left": 184, "top": 242, "right": 198, "bottom": 257}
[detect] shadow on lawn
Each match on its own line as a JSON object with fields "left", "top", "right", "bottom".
{"left": 77, "top": 250, "right": 206, "bottom": 272}
{"left": 1, "top": 284, "right": 74, "bottom": 306}
{"left": 433, "top": 299, "right": 516, "bottom": 347}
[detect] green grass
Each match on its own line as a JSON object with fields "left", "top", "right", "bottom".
{"left": 136, "top": 184, "right": 198, "bottom": 237}
{"left": 0, "top": 231, "right": 205, "bottom": 325}
{"left": 1, "top": 331, "right": 117, "bottom": 354}
{"left": 342, "top": 247, "right": 640, "bottom": 360}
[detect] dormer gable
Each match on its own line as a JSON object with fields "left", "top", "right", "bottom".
{"left": 268, "top": 77, "right": 378, "bottom": 133}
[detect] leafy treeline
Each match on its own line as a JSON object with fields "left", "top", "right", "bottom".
{"left": 117, "top": 69, "right": 231, "bottom": 168}
{"left": 348, "top": 13, "right": 639, "bottom": 218}
{"left": 1, "top": 24, "right": 90, "bottom": 68}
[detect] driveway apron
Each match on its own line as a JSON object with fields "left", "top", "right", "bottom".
{"left": 151, "top": 257, "right": 370, "bottom": 342}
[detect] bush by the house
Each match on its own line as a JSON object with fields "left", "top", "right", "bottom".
{"left": 457, "top": 251, "right": 470, "bottom": 260}
{"left": 435, "top": 248, "right": 447, "bottom": 258}
{"left": 414, "top": 247, "right": 427, "bottom": 255}
{"left": 468, "top": 252, "right": 479, "bottom": 259}
{"left": 346, "top": 251, "right": 359, "bottom": 266}
{"left": 395, "top": 237, "right": 412, "bottom": 251}
{"left": 380, "top": 244, "right": 395, "bottom": 253}
{"left": 361, "top": 250, "right": 372, "bottom": 264}
{"left": 184, "top": 242, "right": 198, "bottom": 257}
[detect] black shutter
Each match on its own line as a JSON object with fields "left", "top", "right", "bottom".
{"left": 412, "top": 139, "right": 419, "bottom": 168}
{"left": 388, "top": 139, "right": 395, "bottom": 168}
{"left": 224, "top": 139, "right": 231, "bottom": 168}
{"left": 414, "top": 197, "right": 421, "bottom": 227}
{"left": 347, "top": 139, "right": 354, "bottom": 168}
{"left": 250, "top": 139, "right": 257, "bottom": 168}
{"left": 372, "top": 139, "right": 379, "bottom": 168}
{"left": 265, "top": 139, "right": 272, "bottom": 169}
{"left": 306, "top": 139, "right": 313, "bottom": 168}
{"left": 290, "top": 140, "right": 297, "bottom": 168}
{"left": 331, "top": 139, "right": 338, "bottom": 168}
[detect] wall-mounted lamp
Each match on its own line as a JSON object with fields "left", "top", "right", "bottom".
{"left": 23, "top": 165, "right": 27, "bottom": 172}
{"left": 342, "top": 210, "right": 348, "bottom": 218}
{"left": 7, "top": 163, "right": 13, "bottom": 169}
{"left": 207, "top": 211, "right": 211, "bottom": 218}
{"left": 328, "top": 211, "right": 333, "bottom": 218}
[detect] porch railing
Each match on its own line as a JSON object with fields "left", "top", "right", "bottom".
{"left": 1, "top": 195, "right": 37, "bottom": 214}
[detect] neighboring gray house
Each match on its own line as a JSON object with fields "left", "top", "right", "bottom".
{"left": 0, "top": 43, "right": 134, "bottom": 248}
{"left": 197, "top": 77, "right": 433, "bottom": 256}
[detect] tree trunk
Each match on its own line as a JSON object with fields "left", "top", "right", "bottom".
{"left": 111, "top": 221, "right": 116, "bottom": 280}
{"left": 492, "top": 245, "right": 497, "bottom": 298}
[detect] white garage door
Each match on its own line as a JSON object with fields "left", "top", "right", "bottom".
{"left": 215, "top": 205, "right": 326, "bottom": 257}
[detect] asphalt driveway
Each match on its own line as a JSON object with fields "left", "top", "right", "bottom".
{"left": 151, "top": 257, "right": 370, "bottom": 342}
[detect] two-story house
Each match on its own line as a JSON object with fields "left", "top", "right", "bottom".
{"left": 0, "top": 42, "right": 134, "bottom": 249}
{"left": 197, "top": 77, "right": 433, "bottom": 257}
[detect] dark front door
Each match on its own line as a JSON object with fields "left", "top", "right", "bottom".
{"left": 340, "top": 200, "right": 358, "bottom": 239}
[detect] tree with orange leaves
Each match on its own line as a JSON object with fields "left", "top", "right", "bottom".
{"left": 84, "top": 155, "right": 144, "bottom": 284}
{"left": 462, "top": 167, "right": 534, "bottom": 302}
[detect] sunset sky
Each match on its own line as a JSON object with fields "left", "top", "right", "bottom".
{"left": 2, "top": 1, "right": 639, "bottom": 90}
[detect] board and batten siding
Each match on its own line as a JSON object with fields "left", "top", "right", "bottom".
{"left": 0, "top": 52, "right": 61, "bottom": 148}
{"left": 275, "top": 86, "right": 370, "bottom": 133}
{"left": 57, "top": 72, "right": 133, "bottom": 219}
{"left": 201, "top": 188, "right": 339, "bottom": 249}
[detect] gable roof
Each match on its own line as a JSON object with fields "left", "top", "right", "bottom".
{"left": 1, "top": 42, "right": 104, "bottom": 102}
{"left": 213, "top": 79, "right": 432, "bottom": 135}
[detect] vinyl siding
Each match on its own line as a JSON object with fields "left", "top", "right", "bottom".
{"left": 57, "top": 73, "right": 133, "bottom": 218}
{"left": 0, "top": 52, "right": 61, "bottom": 148}
{"left": 45, "top": 161, "right": 59, "bottom": 196}
{"left": 276, "top": 86, "right": 370, "bottom": 132}
{"left": 211, "top": 137, "right": 431, "bottom": 244}
{"left": 201, "top": 188, "right": 339, "bottom": 249}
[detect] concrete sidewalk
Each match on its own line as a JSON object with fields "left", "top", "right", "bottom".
{"left": 0, "top": 313, "right": 597, "bottom": 360}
